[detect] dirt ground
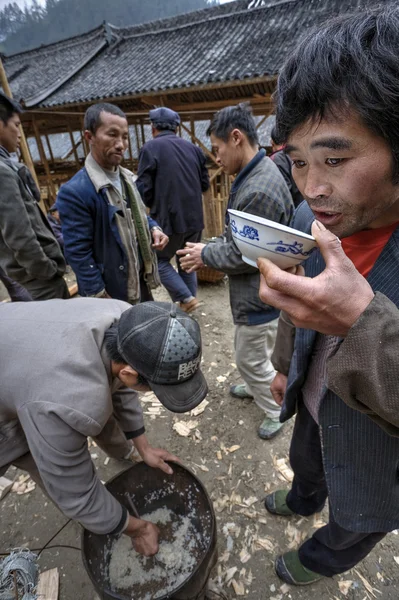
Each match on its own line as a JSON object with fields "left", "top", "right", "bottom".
{"left": 1, "top": 278, "right": 398, "bottom": 600}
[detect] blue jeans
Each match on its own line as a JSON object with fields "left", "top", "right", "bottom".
{"left": 157, "top": 231, "right": 202, "bottom": 302}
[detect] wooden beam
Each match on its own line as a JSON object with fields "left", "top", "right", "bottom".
{"left": 52, "top": 75, "right": 277, "bottom": 109}
{"left": 180, "top": 122, "right": 217, "bottom": 165}
{"left": 170, "top": 94, "right": 272, "bottom": 113}
{"left": 32, "top": 117, "right": 57, "bottom": 204}
{"left": 0, "top": 57, "right": 41, "bottom": 195}
{"left": 209, "top": 166, "right": 223, "bottom": 183}
{"left": 36, "top": 568, "right": 59, "bottom": 600}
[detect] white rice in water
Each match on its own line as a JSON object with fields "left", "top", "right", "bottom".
{"left": 108, "top": 507, "right": 202, "bottom": 598}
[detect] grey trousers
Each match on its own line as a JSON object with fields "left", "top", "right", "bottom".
{"left": 234, "top": 318, "right": 280, "bottom": 419}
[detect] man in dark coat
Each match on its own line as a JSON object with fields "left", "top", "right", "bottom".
{"left": 137, "top": 108, "right": 210, "bottom": 313}
{"left": 257, "top": 5, "right": 399, "bottom": 587}
{"left": 269, "top": 126, "right": 303, "bottom": 208}
{"left": 0, "top": 92, "right": 68, "bottom": 300}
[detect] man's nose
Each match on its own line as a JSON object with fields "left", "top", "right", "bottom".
{"left": 303, "top": 168, "right": 331, "bottom": 200}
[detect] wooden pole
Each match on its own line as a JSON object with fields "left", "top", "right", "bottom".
{"left": 190, "top": 116, "right": 195, "bottom": 143}
{"left": 32, "top": 116, "right": 57, "bottom": 206}
{"left": 140, "top": 119, "right": 145, "bottom": 147}
{"left": 45, "top": 133, "right": 54, "bottom": 164}
{"left": 134, "top": 123, "right": 141, "bottom": 152}
{"left": 67, "top": 125, "right": 80, "bottom": 168}
{"left": 127, "top": 127, "right": 134, "bottom": 167}
{"left": 0, "top": 57, "right": 41, "bottom": 193}
{"left": 80, "top": 117, "right": 89, "bottom": 156}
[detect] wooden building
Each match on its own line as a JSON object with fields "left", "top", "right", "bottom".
{"left": 0, "top": 0, "right": 376, "bottom": 236}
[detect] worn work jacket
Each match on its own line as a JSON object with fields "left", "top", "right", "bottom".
{"left": 0, "top": 299, "right": 144, "bottom": 536}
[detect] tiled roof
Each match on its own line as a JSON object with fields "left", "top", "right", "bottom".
{"left": 1, "top": 0, "right": 387, "bottom": 108}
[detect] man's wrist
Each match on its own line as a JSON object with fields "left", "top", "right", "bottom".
{"left": 133, "top": 433, "right": 149, "bottom": 456}
{"left": 91, "top": 289, "right": 107, "bottom": 298}
{"left": 151, "top": 226, "right": 163, "bottom": 232}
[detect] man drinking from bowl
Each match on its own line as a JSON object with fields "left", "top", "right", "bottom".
{"left": 258, "top": 5, "right": 399, "bottom": 586}
{"left": 178, "top": 103, "right": 293, "bottom": 440}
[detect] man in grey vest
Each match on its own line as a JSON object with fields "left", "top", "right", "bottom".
{"left": 258, "top": 5, "right": 399, "bottom": 586}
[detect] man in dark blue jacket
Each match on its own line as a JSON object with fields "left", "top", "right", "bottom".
{"left": 57, "top": 103, "right": 168, "bottom": 304}
{"left": 137, "top": 108, "right": 209, "bottom": 313}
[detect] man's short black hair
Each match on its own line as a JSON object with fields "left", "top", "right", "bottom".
{"left": 84, "top": 102, "right": 127, "bottom": 134}
{"left": 270, "top": 125, "right": 283, "bottom": 146}
{"left": 104, "top": 324, "right": 125, "bottom": 364}
{"left": 207, "top": 102, "right": 259, "bottom": 147}
{"left": 0, "top": 92, "right": 22, "bottom": 126}
{"left": 275, "top": 5, "right": 399, "bottom": 182}
{"left": 152, "top": 121, "right": 177, "bottom": 132}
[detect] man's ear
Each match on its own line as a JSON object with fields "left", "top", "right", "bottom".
{"left": 231, "top": 128, "right": 244, "bottom": 147}
{"left": 119, "top": 365, "right": 138, "bottom": 379}
{"left": 84, "top": 130, "right": 93, "bottom": 145}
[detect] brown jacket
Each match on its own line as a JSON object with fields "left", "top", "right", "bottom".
{"left": 272, "top": 293, "right": 399, "bottom": 437}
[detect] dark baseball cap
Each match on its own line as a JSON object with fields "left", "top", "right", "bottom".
{"left": 116, "top": 301, "right": 208, "bottom": 413}
{"left": 149, "top": 107, "right": 180, "bottom": 126}
{"left": 0, "top": 91, "right": 23, "bottom": 114}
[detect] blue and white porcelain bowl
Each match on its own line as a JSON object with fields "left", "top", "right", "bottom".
{"left": 228, "top": 209, "right": 317, "bottom": 269}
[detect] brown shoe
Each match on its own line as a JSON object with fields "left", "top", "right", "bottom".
{"left": 179, "top": 298, "right": 199, "bottom": 313}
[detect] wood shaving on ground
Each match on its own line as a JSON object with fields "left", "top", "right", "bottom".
{"left": 285, "top": 521, "right": 306, "bottom": 549}
{"left": 338, "top": 580, "right": 354, "bottom": 596}
{"left": 11, "top": 475, "right": 36, "bottom": 495}
{"left": 280, "top": 583, "right": 290, "bottom": 594}
{"left": 192, "top": 463, "right": 209, "bottom": 472}
{"left": 239, "top": 548, "right": 251, "bottom": 563}
{"left": 190, "top": 399, "right": 209, "bottom": 416}
{"left": 216, "top": 375, "right": 227, "bottom": 383}
{"left": 173, "top": 420, "right": 199, "bottom": 437}
{"left": 354, "top": 569, "right": 382, "bottom": 597}
{"left": 231, "top": 579, "right": 245, "bottom": 595}
{"left": 272, "top": 456, "right": 294, "bottom": 482}
{"left": 227, "top": 445, "right": 240, "bottom": 453}
{"left": 254, "top": 537, "right": 275, "bottom": 552}
{"left": 394, "top": 557, "right": 399, "bottom": 565}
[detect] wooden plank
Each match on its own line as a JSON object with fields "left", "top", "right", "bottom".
{"left": 68, "top": 283, "right": 78, "bottom": 297}
{"left": 36, "top": 568, "right": 59, "bottom": 600}
{"left": 0, "top": 476, "right": 13, "bottom": 500}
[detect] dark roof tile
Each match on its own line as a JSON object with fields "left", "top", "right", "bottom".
{"left": 1, "top": 0, "right": 388, "bottom": 108}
